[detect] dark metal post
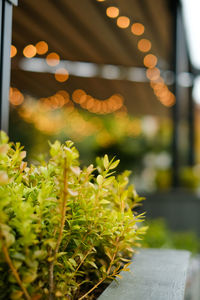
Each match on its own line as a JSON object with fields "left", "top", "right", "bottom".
{"left": 0, "top": 0, "right": 17, "bottom": 132}
{"left": 188, "top": 81, "right": 195, "bottom": 166}
{"left": 172, "top": 0, "right": 194, "bottom": 184}
{"left": 172, "top": 0, "right": 180, "bottom": 188}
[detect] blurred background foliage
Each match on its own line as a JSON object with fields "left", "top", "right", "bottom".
{"left": 9, "top": 99, "right": 200, "bottom": 195}
{"left": 142, "top": 219, "right": 200, "bottom": 254}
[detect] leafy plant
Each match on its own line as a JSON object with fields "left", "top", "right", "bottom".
{"left": 0, "top": 132, "right": 146, "bottom": 300}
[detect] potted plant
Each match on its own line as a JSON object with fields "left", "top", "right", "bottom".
{"left": 0, "top": 132, "right": 146, "bottom": 299}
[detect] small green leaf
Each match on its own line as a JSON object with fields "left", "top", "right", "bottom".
{"left": 103, "top": 155, "right": 109, "bottom": 169}
{"left": 103, "top": 176, "right": 114, "bottom": 186}
{"left": 99, "top": 199, "right": 110, "bottom": 205}
{"left": 10, "top": 290, "right": 23, "bottom": 300}
{"left": 97, "top": 175, "right": 103, "bottom": 185}
{"left": 56, "top": 252, "right": 67, "bottom": 258}
{"left": 23, "top": 271, "right": 37, "bottom": 283}
{"left": 115, "top": 274, "right": 122, "bottom": 279}
{"left": 69, "top": 258, "right": 77, "bottom": 267}
{"left": 110, "top": 160, "right": 120, "bottom": 170}
{"left": 88, "top": 261, "right": 98, "bottom": 269}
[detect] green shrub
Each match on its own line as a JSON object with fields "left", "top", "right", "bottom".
{"left": 0, "top": 132, "right": 146, "bottom": 300}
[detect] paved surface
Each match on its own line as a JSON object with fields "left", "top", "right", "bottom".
{"left": 185, "top": 255, "right": 200, "bottom": 300}
{"left": 98, "top": 248, "right": 190, "bottom": 300}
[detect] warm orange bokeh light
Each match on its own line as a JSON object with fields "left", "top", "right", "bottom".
{"left": 10, "top": 45, "right": 17, "bottom": 58}
{"left": 112, "top": 94, "right": 124, "bottom": 108}
{"left": 55, "top": 68, "right": 69, "bottom": 82}
{"left": 150, "top": 77, "right": 164, "bottom": 88}
{"left": 36, "top": 41, "right": 48, "bottom": 55}
{"left": 159, "top": 92, "right": 176, "bottom": 107}
{"left": 80, "top": 95, "right": 93, "bottom": 109}
{"left": 23, "top": 44, "right": 36, "bottom": 58}
{"left": 131, "top": 23, "right": 145, "bottom": 36}
{"left": 146, "top": 68, "right": 160, "bottom": 81}
{"left": 72, "top": 89, "right": 86, "bottom": 103}
{"left": 152, "top": 82, "right": 167, "bottom": 93}
{"left": 53, "top": 94, "right": 66, "bottom": 108}
{"left": 151, "top": 79, "right": 176, "bottom": 107}
{"left": 86, "top": 97, "right": 95, "bottom": 110}
{"left": 57, "top": 90, "right": 70, "bottom": 102}
{"left": 101, "top": 101, "right": 108, "bottom": 114}
{"left": 106, "top": 6, "right": 119, "bottom": 18}
{"left": 155, "top": 88, "right": 169, "bottom": 98}
{"left": 9, "top": 88, "right": 24, "bottom": 106}
{"left": 117, "top": 16, "right": 130, "bottom": 28}
{"left": 138, "top": 39, "right": 151, "bottom": 52}
{"left": 46, "top": 52, "right": 60, "bottom": 66}
{"left": 143, "top": 54, "right": 157, "bottom": 68}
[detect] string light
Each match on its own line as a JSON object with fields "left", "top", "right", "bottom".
{"left": 117, "top": 16, "right": 130, "bottom": 29}
{"left": 146, "top": 68, "right": 160, "bottom": 81}
{"left": 57, "top": 90, "right": 70, "bottom": 101}
{"left": 137, "top": 39, "right": 151, "bottom": 52}
{"left": 71, "top": 89, "right": 124, "bottom": 114}
{"left": 131, "top": 23, "right": 145, "bottom": 36}
{"left": 72, "top": 89, "right": 86, "bottom": 103}
{"left": 46, "top": 52, "right": 60, "bottom": 66}
{"left": 10, "top": 45, "right": 17, "bottom": 58}
{"left": 14, "top": 39, "right": 129, "bottom": 113}
{"left": 106, "top": 7, "right": 119, "bottom": 18}
{"left": 9, "top": 87, "right": 24, "bottom": 106}
{"left": 97, "top": 1, "right": 176, "bottom": 107}
{"left": 23, "top": 44, "right": 36, "bottom": 58}
{"left": 143, "top": 54, "right": 158, "bottom": 68}
{"left": 55, "top": 68, "right": 69, "bottom": 82}
{"left": 36, "top": 41, "right": 48, "bottom": 55}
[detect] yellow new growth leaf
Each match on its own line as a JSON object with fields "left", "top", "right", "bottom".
{"left": 68, "top": 188, "right": 78, "bottom": 196}
{"left": 97, "top": 175, "right": 103, "bottom": 185}
{"left": 70, "top": 166, "right": 81, "bottom": 176}
{"left": 110, "top": 160, "right": 120, "bottom": 170}
{"left": 103, "top": 154, "right": 109, "bottom": 169}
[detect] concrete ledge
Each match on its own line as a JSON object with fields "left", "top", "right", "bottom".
{"left": 98, "top": 249, "right": 190, "bottom": 300}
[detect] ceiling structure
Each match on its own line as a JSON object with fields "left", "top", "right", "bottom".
{"left": 11, "top": 0, "right": 175, "bottom": 117}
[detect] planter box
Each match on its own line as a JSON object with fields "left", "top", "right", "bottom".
{"left": 98, "top": 249, "right": 190, "bottom": 300}
{"left": 140, "top": 189, "right": 200, "bottom": 236}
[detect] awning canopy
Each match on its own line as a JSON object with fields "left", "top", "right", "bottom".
{"left": 11, "top": 0, "right": 175, "bottom": 116}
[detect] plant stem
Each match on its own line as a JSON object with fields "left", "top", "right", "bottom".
{"left": 74, "top": 245, "right": 93, "bottom": 273}
{"left": 71, "top": 230, "right": 91, "bottom": 260}
{"left": 1, "top": 243, "right": 31, "bottom": 300}
{"left": 49, "top": 157, "right": 68, "bottom": 300}
{"left": 79, "top": 237, "right": 121, "bottom": 300}
{"left": 78, "top": 277, "right": 106, "bottom": 300}
{"left": 106, "top": 237, "right": 119, "bottom": 275}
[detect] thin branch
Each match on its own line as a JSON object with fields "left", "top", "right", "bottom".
{"left": 78, "top": 277, "right": 106, "bottom": 300}
{"left": 49, "top": 157, "right": 68, "bottom": 300}
{"left": 1, "top": 243, "right": 31, "bottom": 300}
{"left": 106, "top": 237, "right": 119, "bottom": 275}
{"left": 74, "top": 245, "right": 94, "bottom": 273}
{"left": 71, "top": 230, "right": 92, "bottom": 260}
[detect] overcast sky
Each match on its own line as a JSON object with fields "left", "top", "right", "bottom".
{"left": 181, "top": 0, "right": 200, "bottom": 103}
{"left": 182, "top": 0, "right": 200, "bottom": 68}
